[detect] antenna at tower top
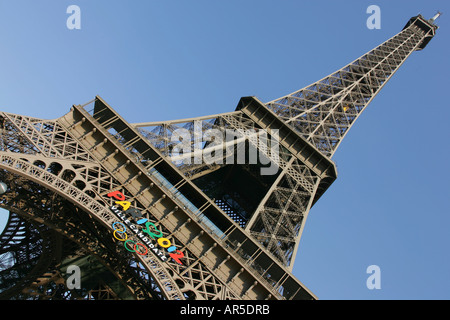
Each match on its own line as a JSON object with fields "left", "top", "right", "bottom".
{"left": 429, "top": 11, "right": 442, "bottom": 24}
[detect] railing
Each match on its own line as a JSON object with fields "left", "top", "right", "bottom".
{"left": 144, "top": 167, "right": 286, "bottom": 299}
{"left": 80, "top": 99, "right": 313, "bottom": 300}
{"left": 148, "top": 167, "right": 226, "bottom": 240}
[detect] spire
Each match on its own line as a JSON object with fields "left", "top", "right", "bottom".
{"left": 265, "top": 15, "right": 439, "bottom": 158}
{"left": 429, "top": 11, "right": 442, "bottom": 24}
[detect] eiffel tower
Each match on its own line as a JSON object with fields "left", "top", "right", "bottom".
{"left": 0, "top": 13, "right": 440, "bottom": 300}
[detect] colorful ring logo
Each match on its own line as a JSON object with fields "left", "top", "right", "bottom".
{"left": 108, "top": 191, "right": 184, "bottom": 265}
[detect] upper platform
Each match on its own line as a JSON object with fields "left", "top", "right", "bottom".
{"left": 403, "top": 14, "right": 440, "bottom": 50}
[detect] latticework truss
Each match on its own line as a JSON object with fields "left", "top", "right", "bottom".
{"left": 133, "top": 15, "right": 439, "bottom": 269}
{"left": 0, "top": 14, "right": 438, "bottom": 299}
{"left": 266, "top": 19, "right": 436, "bottom": 158}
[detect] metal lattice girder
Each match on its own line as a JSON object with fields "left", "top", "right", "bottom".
{"left": 0, "top": 149, "right": 184, "bottom": 299}
{"left": 125, "top": 15, "right": 439, "bottom": 270}
{"left": 0, "top": 112, "right": 181, "bottom": 299}
{"left": 0, "top": 212, "right": 55, "bottom": 298}
{"left": 0, "top": 173, "right": 160, "bottom": 300}
{"left": 134, "top": 111, "right": 255, "bottom": 180}
{"left": 0, "top": 14, "right": 439, "bottom": 300}
{"left": 265, "top": 17, "right": 438, "bottom": 158}
{"left": 0, "top": 96, "right": 316, "bottom": 300}
{"left": 60, "top": 97, "right": 315, "bottom": 300}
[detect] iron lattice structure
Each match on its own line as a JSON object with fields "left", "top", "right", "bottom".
{"left": 0, "top": 14, "right": 439, "bottom": 300}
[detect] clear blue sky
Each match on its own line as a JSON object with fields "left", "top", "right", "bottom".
{"left": 0, "top": 0, "right": 449, "bottom": 300}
